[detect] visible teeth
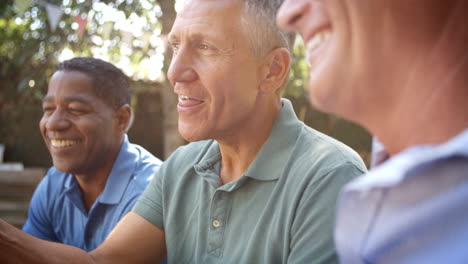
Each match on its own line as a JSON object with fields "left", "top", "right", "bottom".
{"left": 307, "top": 30, "right": 331, "bottom": 52}
{"left": 179, "top": 95, "right": 191, "bottom": 100}
{"left": 51, "top": 139, "right": 79, "bottom": 148}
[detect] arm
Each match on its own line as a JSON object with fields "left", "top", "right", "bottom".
{"left": 0, "top": 218, "right": 92, "bottom": 264}
{"left": 91, "top": 212, "right": 166, "bottom": 264}
{"left": 0, "top": 212, "right": 166, "bottom": 264}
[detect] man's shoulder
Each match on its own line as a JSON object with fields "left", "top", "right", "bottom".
{"left": 31, "top": 166, "right": 69, "bottom": 198}
{"left": 121, "top": 142, "right": 163, "bottom": 189}
{"left": 295, "top": 125, "right": 367, "bottom": 172}
{"left": 42, "top": 166, "right": 69, "bottom": 184}
{"left": 127, "top": 142, "right": 162, "bottom": 166}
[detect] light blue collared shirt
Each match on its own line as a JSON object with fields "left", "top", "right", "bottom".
{"left": 23, "top": 135, "right": 162, "bottom": 251}
{"left": 335, "top": 129, "right": 468, "bottom": 263}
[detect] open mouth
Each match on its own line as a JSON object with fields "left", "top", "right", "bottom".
{"left": 50, "top": 139, "right": 80, "bottom": 148}
{"left": 178, "top": 95, "right": 193, "bottom": 101}
{"left": 178, "top": 94, "right": 204, "bottom": 108}
{"left": 305, "top": 28, "right": 332, "bottom": 67}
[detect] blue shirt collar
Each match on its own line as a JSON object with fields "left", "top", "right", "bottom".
{"left": 347, "top": 128, "right": 468, "bottom": 190}
{"left": 64, "top": 135, "right": 137, "bottom": 205}
{"left": 98, "top": 134, "right": 138, "bottom": 204}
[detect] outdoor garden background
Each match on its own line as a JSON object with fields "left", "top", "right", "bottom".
{"left": 0, "top": 0, "right": 371, "bottom": 227}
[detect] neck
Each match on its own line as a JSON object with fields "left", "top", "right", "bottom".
{"left": 76, "top": 176, "right": 108, "bottom": 212}
{"left": 361, "top": 4, "right": 468, "bottom": 155}
{"left": 74, "top": 142, "right": 122, "bottom": 212}
{"left": 371, "top": 65, "right": 468, "bottom": 156}
{"left": 218, "top": 98, "right": 281, "bottom": 184}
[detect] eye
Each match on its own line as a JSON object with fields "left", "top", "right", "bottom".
{"left": 198, "top": 43, "right": 209, "bottom": 50}
{"left": 42, "top": 106, "right": 55, "bottom": 115}
{"left": 171, "top": 42, "right": 180, "bottom": 53}
{"left": 68, "top": 108, "right": 86, "bottom": 115}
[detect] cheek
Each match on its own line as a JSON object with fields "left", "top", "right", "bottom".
{"left": 96, "top": 119, "right": 121, "bottom": 144}
{"left": 39, "top": 119, "right": 44, "bottom": 130}
{"left": 39, "top": 118, "right": 47, "bottom": 135}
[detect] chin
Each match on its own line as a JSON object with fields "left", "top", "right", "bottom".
{"left": 178, "top": 121, "right": 211, "bottom": 142}
{"left": 179, "top": 129, "right": 207, "bottom": 143}
{"left": 52, "top": 159, "right": 78, "bottom": 174}
{"left": 53, "top": 164, "right": 72, "bottom": 174}
{"left": 308, "top": 87, "right": 334, "bottom": 114}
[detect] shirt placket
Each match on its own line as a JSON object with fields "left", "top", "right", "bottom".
{"left": 207, "top": 189, "right": 229, "bottom": 258}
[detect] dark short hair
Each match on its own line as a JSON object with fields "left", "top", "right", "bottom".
{"left": 56, "top": 57, "right": 130, "bottom": 109}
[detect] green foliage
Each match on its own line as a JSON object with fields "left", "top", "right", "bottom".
{"left": 0, "top": 0, "right": 165, "bottom": 166}
{"left": 0, "top": 1, "right": 371, "bottom": 167}
{"left": 284, "top": 36, "right": 309, "bottom": 99}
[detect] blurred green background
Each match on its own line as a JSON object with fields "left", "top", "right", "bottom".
{"left": 0, "top": 0, "right": 371, "bottom": 169}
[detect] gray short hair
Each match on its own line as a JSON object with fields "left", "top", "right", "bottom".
{"left": 241, "top": 0, "right": 295, "bottom": 95}
{"left": 242, "top": 0, "right": 294, "bottom": 56}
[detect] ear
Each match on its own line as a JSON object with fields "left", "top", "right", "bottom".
{"left": 258, "top": 48, "right": 291, "bottom": 94}
{"left": 114, "top": 104, "right": 132, "bottom": 133}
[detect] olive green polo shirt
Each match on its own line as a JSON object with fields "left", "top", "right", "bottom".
{"left": 133, "top": 99, "right": 366, "bottom": 264}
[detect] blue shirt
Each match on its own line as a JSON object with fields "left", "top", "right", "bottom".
{"left": 335, "top": 129, "right": 468, "bottom": 263}
{"left": 23, "top": 135, "right": 162, "bottom": 251}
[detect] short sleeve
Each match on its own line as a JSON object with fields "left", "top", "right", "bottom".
{"left": 132, "top": 165, "right": 165, "bottom": 230}
{"left": 22, "top": 175, "right": 59, "bottom": 242}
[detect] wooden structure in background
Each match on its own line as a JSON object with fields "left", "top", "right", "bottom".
{"left": 0, "top": 168, "right": 45, "bottom": 228}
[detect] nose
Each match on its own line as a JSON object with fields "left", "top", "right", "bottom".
{"left": 167, "top": 47, "right": 198, "bottom": 87}
{"left": 44, "top": 108, "right": 71, "bottom": 131}
{"left": 277, "top": 0, "right": 309, "bottom": 32}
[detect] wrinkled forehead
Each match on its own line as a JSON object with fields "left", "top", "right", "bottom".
{"left": 177, "top": 0, "right": 244, "bottom": 18}
{"left": 170, "top": 0, "right": 246, "bottom": 38}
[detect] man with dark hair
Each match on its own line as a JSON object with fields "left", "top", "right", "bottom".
{"left": 0, "top": 1, "right": 365, "bottom": 263}
{"left": 55, "top": 57, "right": 131, "bottom": 109}
{"left": 22, "top": 57, "right": 162, "bottom": 251}
{"left": 277, "top": 0, "right": 468, "bottom": 263}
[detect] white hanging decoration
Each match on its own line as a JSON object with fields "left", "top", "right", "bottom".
{"left": 45, "top": 3, "right": 63, "bottom": 32}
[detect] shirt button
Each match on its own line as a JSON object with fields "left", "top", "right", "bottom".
{"left": 212, "top": 219, "right": 221, "bottom": 228}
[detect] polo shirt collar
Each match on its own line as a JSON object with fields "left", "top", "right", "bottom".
{"left": 98, "top": 134, "right": 137, "bottom": 204}
{"left": 347, "top": 128, "right": 468, "bottom": 191}
{"left": 193, "top": 141, "right": 223, "bottom": 187}
{"left": 195, "top": 99, "right": 302, "bottom": 183}
{"left": 194, "top": 99, "right": 302, "bottom": 184}
{"left": 62, "top": 135, "right": 137, "bottom": 215}
{"left": 244, "top": 99, "right": 302, "bottom": 181}
{"left": 64, "top": 135, "right": 137, "bottom": 204}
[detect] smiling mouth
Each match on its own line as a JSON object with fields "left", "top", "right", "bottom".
{"left": 179, "top": 95, "right": 193, "bottom": 101}
{"left": 50, "top": 139, "right": 80, "bottom": 148}
{"left": 305, "top": 28, "right": 332, "bottom": 66}
{"left": 307, "top": 29, "right": 331, "bottom": 52}
{"left": 177, "top": 94, "right": 204, "bottom": 108}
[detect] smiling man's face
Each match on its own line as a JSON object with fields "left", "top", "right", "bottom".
{"left": 277, "top": 0, "right": 455, "bottom": 125}
{"left": 167, "top": 0, "right": 264, "bottom": 142}
{"left": 40, "top": 70, "right": 122, "bottom": 175}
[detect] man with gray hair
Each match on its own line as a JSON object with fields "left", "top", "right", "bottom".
{"left": 0, "top": 0, "right": 365, "bottom": 263}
